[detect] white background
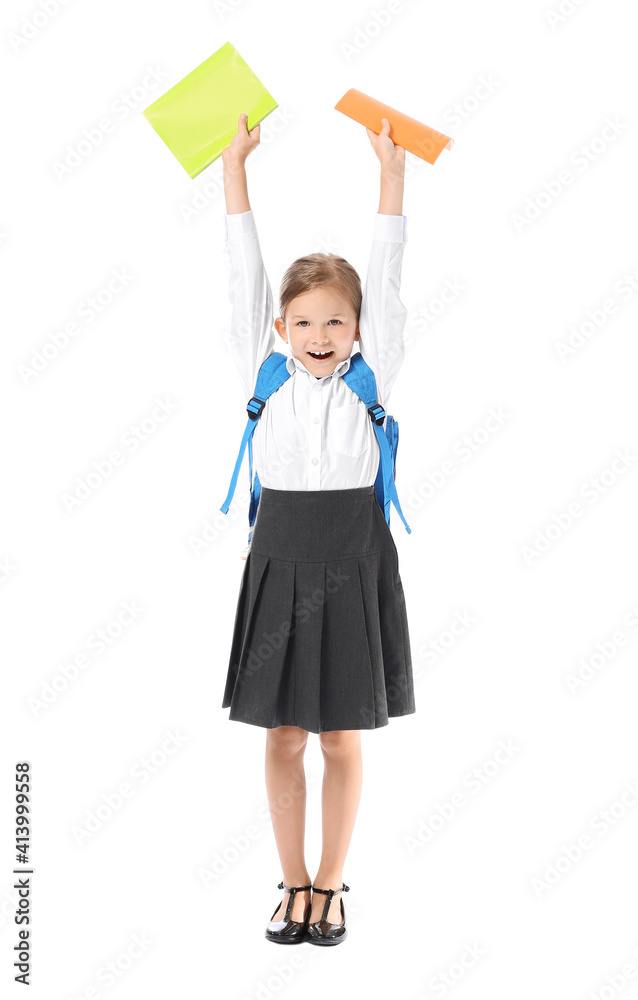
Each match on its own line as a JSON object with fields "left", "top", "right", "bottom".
{"left": 2, "top": 0, "right": 638, "bottom": 996}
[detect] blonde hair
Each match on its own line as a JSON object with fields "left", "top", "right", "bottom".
{"left": 279, "top": 253, "right": 362, "bottom": 324}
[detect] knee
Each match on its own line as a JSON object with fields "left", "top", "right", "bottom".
{"left": 318, "top": 730, "right": 360, "bottom": 758}
{"left": 267, "top": 725, "right": 309, "bottom": 757}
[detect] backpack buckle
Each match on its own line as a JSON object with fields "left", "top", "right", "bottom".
{"left": 367, "top": 403, "right": 386, "bottom": 426}
{"left": 246, "top": 396, "right": 265, "bottom": 420}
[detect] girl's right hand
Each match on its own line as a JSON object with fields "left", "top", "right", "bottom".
{"left": 366, "top": 118, "right": 405, "bottom": 178}
{"left": 222, "top": 113, "right": 260, "bottom": 168}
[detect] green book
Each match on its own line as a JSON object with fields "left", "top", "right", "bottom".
{"left": 142, "top": 41, "right": 278, "bottom": 178}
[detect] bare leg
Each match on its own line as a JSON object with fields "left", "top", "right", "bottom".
{"left": 310, "top": 730, "right": 362, "bottom": 923}
{"left": 265, "top": 725, "right": 311, "bottom": 921}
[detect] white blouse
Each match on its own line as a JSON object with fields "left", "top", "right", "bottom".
{"left": 223, "top": 209, "right": 408, "bottom": 491}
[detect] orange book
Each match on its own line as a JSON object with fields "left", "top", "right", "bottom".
{"left": 335, "top": 88, "right": 454, "bottom": 165}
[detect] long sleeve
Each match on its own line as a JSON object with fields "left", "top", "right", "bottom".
{"left": 357, "top": 213, "right": 408, "bottom": 407}
{"left": 223, "top": 209, "right": 276, "bottom": 402}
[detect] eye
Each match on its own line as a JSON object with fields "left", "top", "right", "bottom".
{"left": 296, "top": 319, "right": 342, "bottom": 327}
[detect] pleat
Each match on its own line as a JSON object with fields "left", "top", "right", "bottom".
{"left": 222, "top": 550, "right": 270, "bottom": 709}
{"left": 314, "top": 556, "right": 378, "bottom": 732}
{"left": 356, "top": 554, "right": 389, "bottom": 727}
{"left": 376, "top": 563, "right": 416, "bottom": 718}
{"left": 224, "top": 553, "right": 297, "bottom": 727}
{"left": 283, "top": 561, "right": 325, "bottom": 733}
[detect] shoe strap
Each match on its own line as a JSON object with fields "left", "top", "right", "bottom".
{"left": 277, "top": 881, "right": 312, "bottom": 922}
{"left": 312, "top": 882, "right": 350, "bottom": 923}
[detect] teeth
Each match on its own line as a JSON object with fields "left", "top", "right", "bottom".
{"left": 310, "top": 351, "right": 331, "bottom": 356}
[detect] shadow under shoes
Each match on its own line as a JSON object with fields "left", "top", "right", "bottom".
{"left": 264, "top": 881, "right": 312, "bottom": 944}
{"left": 306, "top": 883, "right": 350, "bottom": 945}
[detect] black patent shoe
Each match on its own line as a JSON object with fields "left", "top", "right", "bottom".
{"left": 306, "top": 882, "right": 350, "bottom": 945}
{"left": 264, "top": 880, "right": 312, "bottom": 944}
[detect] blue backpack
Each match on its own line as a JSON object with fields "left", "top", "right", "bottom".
{"left": 220, "top": 351, "right": 412, "bottom": 543}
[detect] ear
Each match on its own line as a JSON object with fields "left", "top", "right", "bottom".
{"left": 274, "top": 317, "right": 287, "bottom": 342}
{"left": 354, "top": 326, "right": 360, "bottom": 341}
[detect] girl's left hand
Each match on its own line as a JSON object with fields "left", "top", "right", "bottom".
{"left": 366, "top": 118, "right": 405, "bottom": 176}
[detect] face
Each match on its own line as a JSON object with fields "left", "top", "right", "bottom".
{"left": 274, "top": 286, "right": 360, "bottom": 378}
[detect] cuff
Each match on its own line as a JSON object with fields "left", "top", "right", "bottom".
{"left": 373, "top": 213, "right": 407, "bottom": 243}
{"left": 225, "top": 209, "right": 257, "bottom": 241}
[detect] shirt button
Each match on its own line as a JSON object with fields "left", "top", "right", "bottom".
{"left": 314, "top": 416, "right": 319, "bottom": 424}
{"left": 312, "top": 457, "right": 319, "bottom": 465}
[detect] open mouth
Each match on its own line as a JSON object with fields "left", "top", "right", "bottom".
{"left": 307, "top": 350, "right": 334, "bottom": 362}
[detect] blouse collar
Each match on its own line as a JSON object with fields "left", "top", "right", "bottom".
{"left": 285, "top": 352, "right": 352, "bottom": 382}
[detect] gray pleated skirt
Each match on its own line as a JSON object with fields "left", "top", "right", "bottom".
{"left": 221, "top": 485, "right": 416, "bottom": 733}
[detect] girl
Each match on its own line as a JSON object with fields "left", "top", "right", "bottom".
{"left": 220, "top": 112, "right": 416, "bottom": 945}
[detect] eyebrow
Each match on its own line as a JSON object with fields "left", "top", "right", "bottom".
{"left": 290, "top": 314, "right": 348, "bottom": 320}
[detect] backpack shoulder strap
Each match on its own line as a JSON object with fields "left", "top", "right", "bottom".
{"left": 343, "top": 353, "right": 411, "bottom": 534}
{"left": 342, "top": 350, "right": 379, "bottom": 408}
{"left": 219, "top": 352, "right": 291, "bottom": 517}
{"left": 252, "top": 351, "right": 291, "bottom": 411}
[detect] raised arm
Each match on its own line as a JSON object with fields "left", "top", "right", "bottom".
{"left": 221, "top": 114, "right": 275, "bottom": 401}
{"left": 358, "top": 119, "right": 408, "bottom": 405}
{"left": 221, "top": 113, "right": 258, "bottom": 214}
{"left": 370, "top": 118, "right": 405, "bottom": 216}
